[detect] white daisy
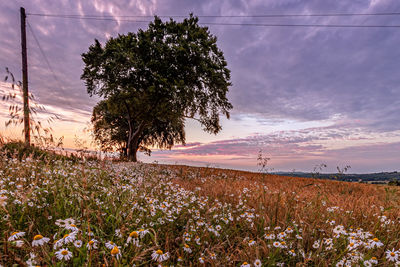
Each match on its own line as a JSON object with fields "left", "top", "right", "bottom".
{"left": 62, "top": 232, "right": 77, "bottom": 244}
{"left": 369, "top": 257, "right": 378, "bottom": 264}
{"left": 285, "top": 227, "right": 294, "bottom": 234}
{"left": 277, "top": 232, "right": 287, "bottom": 240}
{"left": 115, "top": 229, "right": 122, "bottom": 238}
{"left": 55, "top": 248, "right": 73, "bottom": 261}
{"left": 86, "top": 239, "right": 98, "bottom": 250}
{"left": 254, "top": 259, "right": 262, "bottom": 267}
{"left": 126, "top": 231, "right": 140, "bottom": 246}
{"left": 138, "top": 229, "right": 149, "bottom": 238}
{"left": 105, "top": 241, "right": 116, "bottom": 249}
{"left": 32, "top": 235, "right": 50, "bottom": 247}
{"left": 55, "top": 219, "right": 67, "bottom": 227}
{"left": 386, "top": 249, "right": 399, "bottom": 262}
{"left": 14, "top": 240, "right": 24, "bottom": 247}
{"left": 370, "top": 238, "right": 384, "bottom": 248}
{"left": 265, "top": 233, "right": 275, "bottom": 240}
{"left": 288, "top": 249, "right": 296, "bottom": 256}
{"left": 199, "top": 256, "right": 205, "bottom": 264}
{"left": 65, "top": 224, "right": 79, "bottom": 232}
{"left": 183, "top": 244, "right": 192, "bottom": 253}
{"left": 347, "top": 242, "right": 358, "bottom": 250}
{"left": 74, "top": 240, "right": 83, "bottom": 248}
{"left": 111, "top": 246, "right": 122, "bottom": 260}
{"left": 64, "top": 218, "right": 76, "bottom": 228}
{"left": 151, "top": 250, "right": 169, "bottom": 262}
{"left": 8, "top": 231, "right": 25, "bottom": 241}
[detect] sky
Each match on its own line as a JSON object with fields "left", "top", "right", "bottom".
{"left": 1, "top": 0, "right": 400, "bottom": 173}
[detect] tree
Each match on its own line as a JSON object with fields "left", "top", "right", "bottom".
{"left": 81, "top": 15, "right": 232, "bottom": 161}
{"left": 91, "top": 96, "right": 185, "bottom": 158}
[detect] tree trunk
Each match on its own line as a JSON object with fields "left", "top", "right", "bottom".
{"left": 128, "top": 147, "right": 138, "bottom": 162}
{"left": 127, "top": 122, "right": 145, "bottom": 162}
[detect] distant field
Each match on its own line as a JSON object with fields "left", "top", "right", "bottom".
{"left": 273, "top": 171, "right": 400, "bottom": 183}
{"left": 1, "top": 155, "right": 400, "bottom": 266}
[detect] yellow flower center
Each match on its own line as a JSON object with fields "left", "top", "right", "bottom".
{"left": 287, "top": 228, "right": 292, "bottom": 231}
{"left": 129, "top": 231, "right": 138, "bottom": 238}
{"left": 63, "top": 234, "right": 69, "bottom": 238}
{"left": 249, "top": 240, "right": 254, "bottom": 243}
{"left": 156, "top": 249, "right": 163, "bottom": 255}
{"left": 11, "top": 232, "right": 18, "bottom": 236}
{"left": 70, "top": 224, "right": 77, "bottom": 227}
{"left": 373, "top": 238, "right": 379, "bottom": 242}
{"left": 139, "top": 229, "right": 144, "bottom": 232}
{"left": 243, "top": 262, "right": 248, "bottom": 265}
{"left": 111, "top": 246, "right": 119, "bottom": 255}
{"left": 89, "top": 240, "right": 94, "bottom": 245}
{"left": 184, "top": 244, "right": 189, "bottom": 248}
{"left": 371, "top": 257, "right": 377, "bottom": 260}
{"left": 281, "top": 241, "right": 286, "bottom": 245}
{"left": 61, "top": 250, "right": 68, "bottom": 255}
{"left": 33, "top": 235, "right": 43, "bottom": 240}
{"left": 290, "top": 249, "right": 295, "bottom": 253}
{"left": 391, "top": 252, "right": 395, "bottom": 257}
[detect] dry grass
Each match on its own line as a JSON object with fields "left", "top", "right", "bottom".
{"left": 171, "top": 164, "right": 400, "bottom": 226}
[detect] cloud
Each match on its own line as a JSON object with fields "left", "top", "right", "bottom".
{"left": 1, "top": 0, "right": 400, "bottom": 171}
{"left": 148, "top": 124, "right": 400, "bottom": 172}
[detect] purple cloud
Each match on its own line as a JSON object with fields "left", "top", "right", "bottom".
{"left": 1, "top": 0, "right": 400, "bottom": 172}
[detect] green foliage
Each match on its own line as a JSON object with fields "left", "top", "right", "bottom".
{"left": 388, "top": 180, "right": 400, "bottom": 186}
{"left": 81, "top": 15, "right": 232, "bottom": 161}
{"left": 0, "top": 141, "right": 65, "bottom": 161}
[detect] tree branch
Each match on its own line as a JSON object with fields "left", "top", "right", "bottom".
{"left": 183, "top": 115, "right": 201, "bottom": 123}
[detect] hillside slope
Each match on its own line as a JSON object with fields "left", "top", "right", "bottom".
{"left": 1, "top": 156, "right": 400, "bottom": 266}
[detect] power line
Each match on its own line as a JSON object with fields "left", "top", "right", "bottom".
{"left": 27, "top": 22, "right": 59, "bottom": 83}
{"left": 27, "top": 11, "right": 400, "bottom": 18}
{"left": 200, "top": 22, "right": 400, "bottom": 28}
{"left": 25, "top": 14, "right": 400, "bottom": 28}
{"left": 28, "top": 14, "right": 150, "bottom": 23}
{"left": 27, "top": 21, "right": 75, "bottom": 111}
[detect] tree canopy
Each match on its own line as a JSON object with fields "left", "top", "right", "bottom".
{"left": 82, "top": 15, "right": 232, "bottom": 161}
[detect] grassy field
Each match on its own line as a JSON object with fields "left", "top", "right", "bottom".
{"left": 1, "top": 152, "right": 400, "bottom": 266}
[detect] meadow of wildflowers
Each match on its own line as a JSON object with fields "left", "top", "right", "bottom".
{"left": 0, "top": 152, "right": 400, "bottom": 266}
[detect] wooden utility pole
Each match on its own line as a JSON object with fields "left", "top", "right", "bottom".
{"left": 20, "top": 7, "right": 30, "bottom": 146}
